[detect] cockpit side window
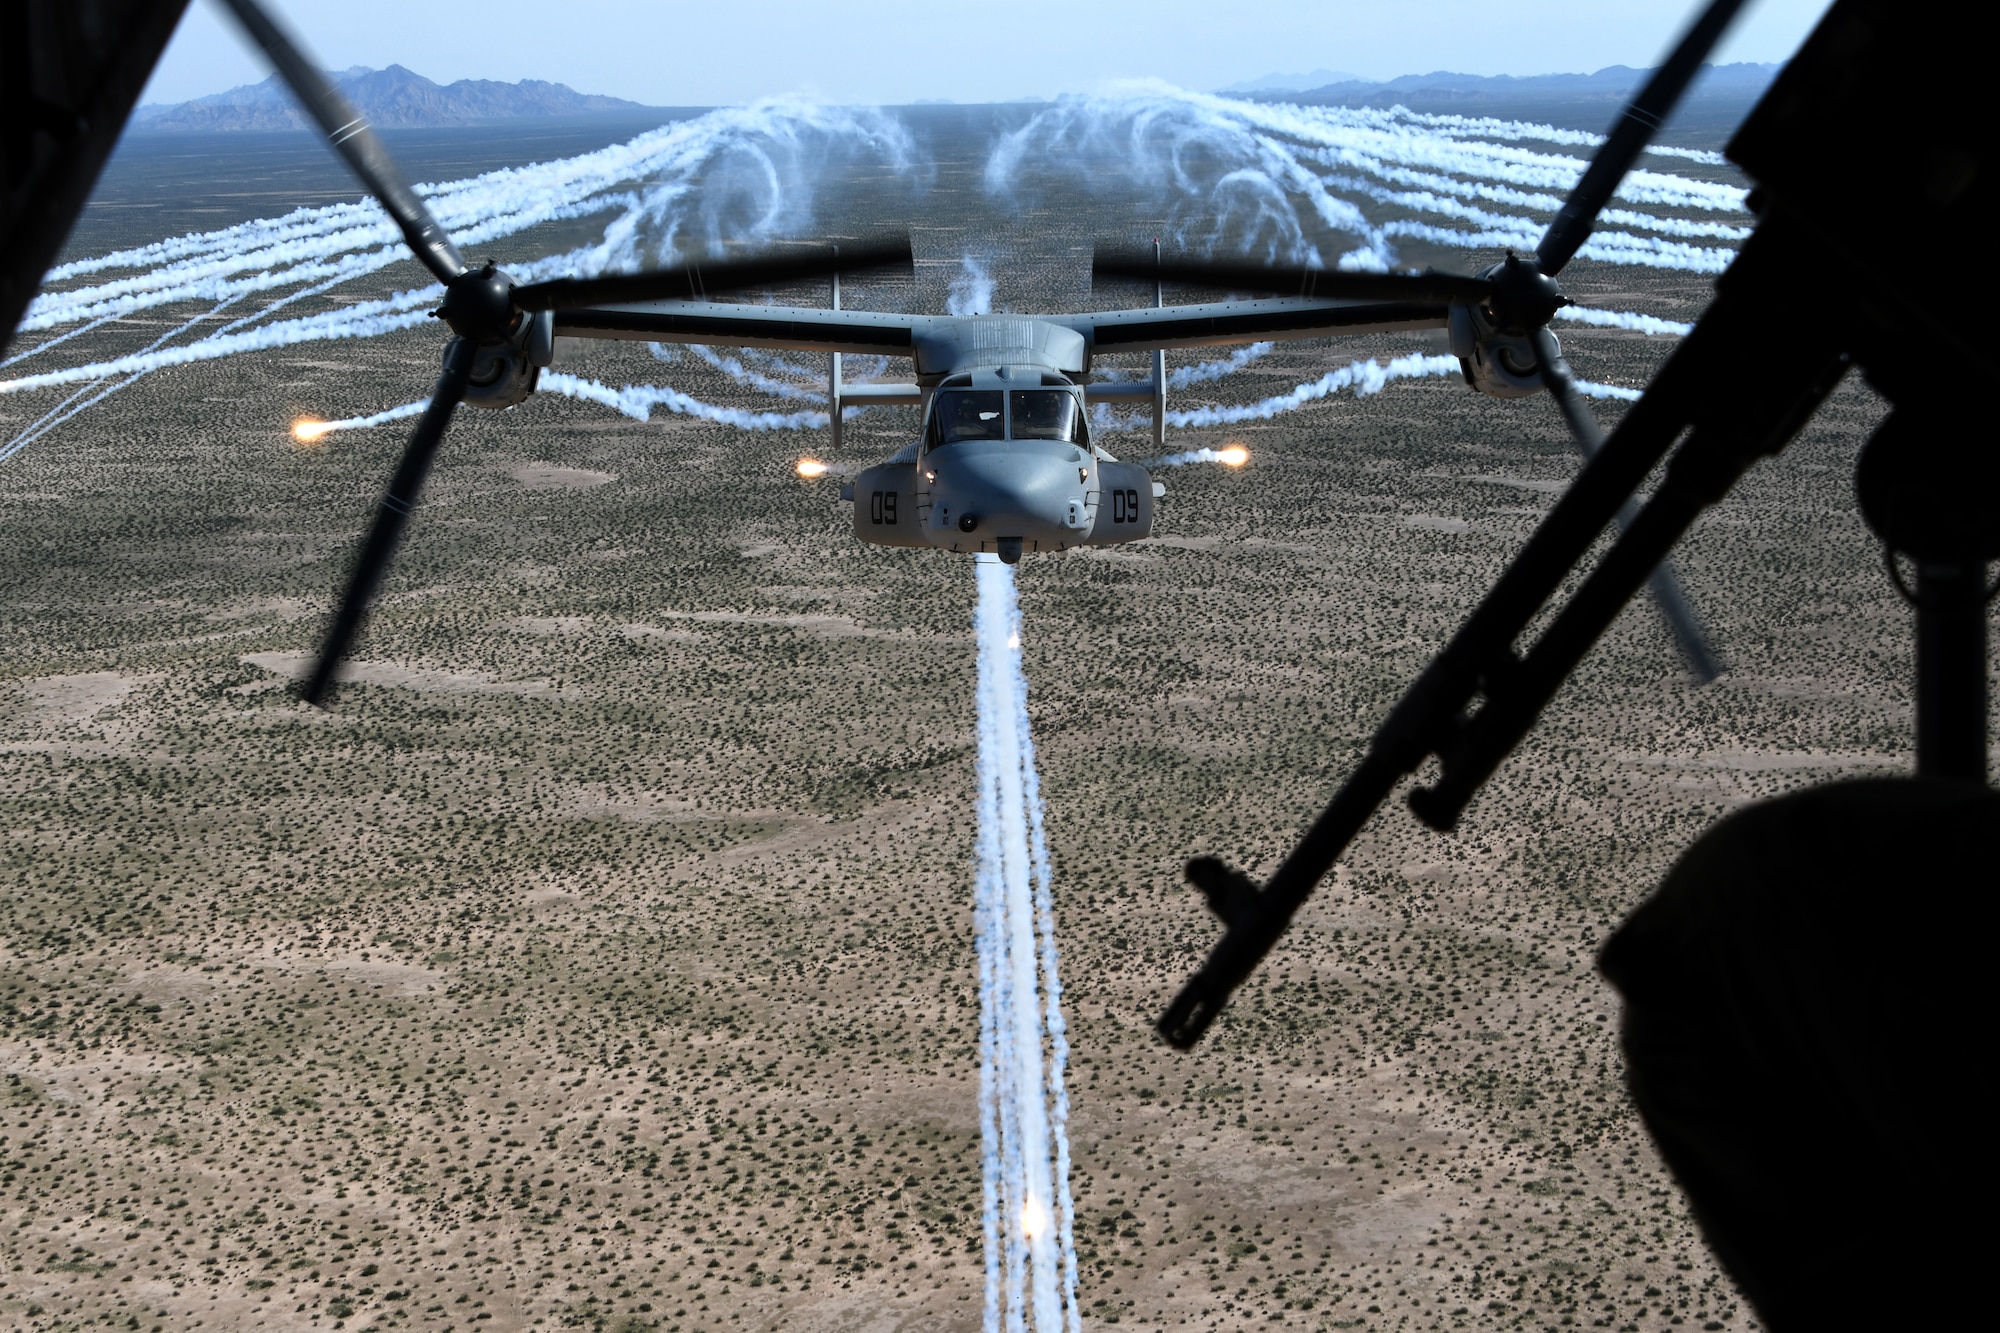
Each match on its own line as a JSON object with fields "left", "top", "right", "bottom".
{"left": 928, "top": 391, "right": 1005, "bottom": 449}
{"left": 1008, "top": 390, "right": 1080, "bottom": 443}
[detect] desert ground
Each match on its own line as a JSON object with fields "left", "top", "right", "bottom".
{"left": 2, "top": 107, "right": 1986, "bottom": 1333}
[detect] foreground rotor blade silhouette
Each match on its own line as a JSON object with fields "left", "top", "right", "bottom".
{"left": 301, "top": 339, "right": 475, "bottom": 706}
{"left": 215, "top": 0, "right": 466, "bottom": 284}
{"left": 513, "top": 236, "right": 915, "bottom": 311}
{"left": 1536, "top": 0, "right": 1750, "bottom": 275}
{"left": 1533, "top": 328, "right": 1721, "bottom": 682}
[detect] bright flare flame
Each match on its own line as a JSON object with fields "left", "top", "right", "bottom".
{"left": 1218, "top": 444, "right": 1249, "bottom": 467}
{"left": 1022, "top": 1197, "right": 1050, "bottom": 1240}
{"left": 292, "top": 418, "right": 332, "bottom": 444}
{"left": 795, "top": 458, "right": 829, "bottom": 477}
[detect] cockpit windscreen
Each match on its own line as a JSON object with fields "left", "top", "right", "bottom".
{"left": 930, "top": 391, "right": 1005, "bottom": 447}
{"left": 1008, "top": 390, "right": 1080, "bottom": 442}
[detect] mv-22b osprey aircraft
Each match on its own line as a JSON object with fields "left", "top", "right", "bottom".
{"left": 205, "top": 0, "right": 1717, "bottom": 706}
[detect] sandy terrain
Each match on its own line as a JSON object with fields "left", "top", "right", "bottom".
{"left": 2, "top": 108, "right": 1989, "bottom": 1333}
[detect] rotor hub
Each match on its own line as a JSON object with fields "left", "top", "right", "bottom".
{"left": 1480, "top": 253, "right": 1564, "bottom": 334}
{"left": 439, "top": 262, "right": 519, "bottom": 344}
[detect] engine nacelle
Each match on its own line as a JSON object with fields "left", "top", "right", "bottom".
{"left": 1449, "top": 252, "right": 1567, "bottom": 400}
{"left": 1449, "top": 301, "right": 1554, "bottom": 401}
{"left": 850, "top": 460, "right": 928, "bottom": 548}
{"left": 462, "top": 308, "right": 554, "bottom": 410}
{"left": 1086, "top": 459, "right": 1156, "bottom": 543}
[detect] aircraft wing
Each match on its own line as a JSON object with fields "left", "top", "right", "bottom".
{"left": 552, "top": 301, "right": 932, "bottom": 357}
{"left": 1063, "top": 298, "right": 1448, "bottom": 355}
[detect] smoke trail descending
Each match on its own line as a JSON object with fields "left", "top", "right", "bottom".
{"left": 973, "top": 556, "right": 1080, "bottom": 1332}
{"left": 949, "top": 255, "right": 996, "bottom": 317}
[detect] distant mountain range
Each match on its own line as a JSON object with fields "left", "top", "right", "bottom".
{"left": 1218, "top": 69, "right": 1365, "bottom": 96}
{"left": 1229, "top": 62, "right": 1780, "bottom": 108}
{"left": 129, "top": 60, "right": 1784, "bottom": 133}
{"left": 132, "top": 65, "right": 652, "bottom": 131}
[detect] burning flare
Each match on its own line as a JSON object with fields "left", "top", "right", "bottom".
{"left": 795, "top": 458, "right": 829, "bottom": 477}
{"left": 1022, "top": 1197, "right": 1050, "bottom": 1241}
{"left": 291, "top": 418, "right": 332, "bottom": 444}
{"left": 1217, "top": 443, "right": 1249, "bottom": 467}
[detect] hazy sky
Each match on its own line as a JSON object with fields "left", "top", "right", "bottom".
{"left": 141, "top": 0, "right": 1830, "bottom": 108}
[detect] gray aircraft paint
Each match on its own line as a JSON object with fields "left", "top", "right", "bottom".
{"left": 554, "top": 295, "right": 1441, "bottom": 563}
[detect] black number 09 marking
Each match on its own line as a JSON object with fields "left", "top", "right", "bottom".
{"left": 869, "top": 491, "right": 898, "bottom": 525}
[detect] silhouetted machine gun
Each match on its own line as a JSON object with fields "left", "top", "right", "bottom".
{"left": 1156, "top": 0, "right": 1995, "bottom": 1325}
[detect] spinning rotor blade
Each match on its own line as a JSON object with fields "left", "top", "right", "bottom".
{"left": 511, "top": 236, "right": 915, "bottom": 312}
{"left": 301, "top": 339, "right": 476, "bottom": 707}
{"left": 1092, "top": 247, "right": 1493, "bottom": 306}
{"left": 216, "top": 0, "right": 465, "bottom": 284}
{"left": 1532, "top": 328, "right": 1720, "bottom": 682}
{"left": 1535, "top": 0, "right": 1750, "bottom": 276}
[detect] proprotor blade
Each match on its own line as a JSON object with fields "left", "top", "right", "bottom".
{"left": 301, "top": 339, "right": 475, "bottom": 706}
{"left": 1534, "top": 328, "right": 1721, "bottom": 682}
{"left": 511, "top": 236, "right": 914, "bottom": 312}
{"left": 215, "top": 0, "right": 465, "bottom": 284}
{"left": 1535, "top": 0, "right": 1750, "bottom": 277}
{"left": 1092, "top": 246, "right": 1494, "bottom": 306}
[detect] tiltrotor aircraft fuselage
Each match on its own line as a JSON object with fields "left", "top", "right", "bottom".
{"left": 548, "top": 287, "right": 1444, "bottom": 563}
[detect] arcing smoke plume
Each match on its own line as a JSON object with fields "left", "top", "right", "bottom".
{"left": 2, "top": 100, "right": 918, "bottom": 457}
{"left": 949, "top": 255, "right": 997, "bottom": 317}
{"left": 973, "top": 556, "right": 1080, "bottom": 1332}
{"left": 4, "top": 87, "right": 1716, "bottom": 458}
{"left": 984, "top": 82, "right": 1747, "bottom": 275}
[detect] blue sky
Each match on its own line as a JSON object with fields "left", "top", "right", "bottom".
{"left": 142, "top": 0, "right": 1830, "bottom": 108}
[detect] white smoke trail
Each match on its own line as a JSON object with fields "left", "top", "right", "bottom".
{"left": 538, "top": 370, "right": 830, "bottom": 430}
{"left": 974, "top": 655, "right": 1010, "bottom": 1333}
{"left": 1143, "top": 446, "right": 1245, "bottom": 468}
{"left": 0, "top": 294, "right": 243, "bottom": 462}
{"left": 949, "top": 256, "right": 997, "bottom": 317}
{"left": 1094, "top": 352, "right": 1462, "bottom": 435}
{"left": 1094, "top": 342, "right": 1275, "bottom": 392}
{"left": 0, "top": 293, "right": 435, "bottom": 396}
{"left": 1169, "top": 342, "right": 1273, "bottom": 388}
{"left": 0, "top": 312, "right": 120, "bottom": 369}
{"left": 1571, "top": 379, "right": 1644, "bottom": 401}
{"left": 985, "top": 83, "right": 1745, "bottom": 281}
{"left": 1554, "top": 307, "right": 1693, "bottom": 336}
{"left": 304, "top": 400, "right": 432, "bottom": 436}
{"left": 973, "top": 556, "right": 1078, "bottom": 1332}
{"left": 5, "top": 99, "right": 925, "bottom": 461}
{"left": 1169, "top": 352, "right": 1460, "bottom": 426}
{"left": 9, "top": 91, "right": 1704, "bottom": 468}
{"left": 24, "top": 98, "right": 919, "bottom": 335}
{"left": 1013, "top": 650, "right": 1081, "bottom": 1333}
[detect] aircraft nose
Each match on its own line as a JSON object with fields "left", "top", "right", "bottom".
{"left": 933, "top": 446, "right": 1083, "bottom": 536}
